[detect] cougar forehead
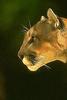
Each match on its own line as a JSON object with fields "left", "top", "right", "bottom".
{"left": 34, "top": 20, "right": 55, "bottom": 34}
{"left": 26, "top": 20, "right": 57, "bottom": 44}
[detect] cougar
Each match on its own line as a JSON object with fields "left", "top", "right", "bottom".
{"left": 18, "top": 8, "right": 67, "bottom": 71}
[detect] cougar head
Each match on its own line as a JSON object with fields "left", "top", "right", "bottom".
{"left": 18, "top": 8, "right": 67, "bottom": 71}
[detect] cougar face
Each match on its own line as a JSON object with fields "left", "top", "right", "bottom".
{"left": 18, "top": 8, "right": 67, "bottom": 71}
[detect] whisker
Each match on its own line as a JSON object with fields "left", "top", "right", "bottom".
{"left": 23, "top": 25, "right": 29, "bottom": 31}
{"left": 44, "top": 64, "right": 52, "bottom": 70}
{"left": 28, "top": 19, "right": 31, "bottom": 28}
{"left": 21, "top": 29, "right": 27, "bottom": 33}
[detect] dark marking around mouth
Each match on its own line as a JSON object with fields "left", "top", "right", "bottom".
{"left": 29, "top": 54, "right": 37, "bottom": 65}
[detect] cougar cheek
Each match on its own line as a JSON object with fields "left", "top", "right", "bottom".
{"left": 34, "top": 42, "right": 53, "bottom": 53}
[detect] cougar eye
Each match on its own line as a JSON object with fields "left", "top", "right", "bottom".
{"left": 29, "top": 36, "right": 37, "bottom": 43}
{"left": 32, "top": 36, "right": 37, "bottom": 41}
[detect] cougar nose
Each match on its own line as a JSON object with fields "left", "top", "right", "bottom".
{"left": 18, "top": 50, "right": 23, "bottom": 60}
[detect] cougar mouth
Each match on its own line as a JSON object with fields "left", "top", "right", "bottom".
{"left": 18, "top": 52, "right": 53, "bottom": 71}
{"left": 28, "top": 54, "right": 37, "bottom": 65}
{"left": 22, "top": 55, "right": 47, "bottom": 71}
{"left": 22, "top": 54, "right": 37, "bottom": 66}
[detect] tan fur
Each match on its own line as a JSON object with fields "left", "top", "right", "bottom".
{"left": 18, "top": 8, "right": 67, "bottom": 71}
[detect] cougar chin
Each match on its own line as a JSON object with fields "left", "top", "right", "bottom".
{"left": 22, "top": 56, "right": 46, "bottom": 71}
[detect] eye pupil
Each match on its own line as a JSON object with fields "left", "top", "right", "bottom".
{"left": 29, "top": 36, "right": 36, "bottom": 44}
{"left": 32, "top": 36, "right": 35, "bottom": 41}
{"left": 28, "top": 36, "right": 34, "bottom": 43}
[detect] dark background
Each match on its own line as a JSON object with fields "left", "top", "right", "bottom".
{"left": 0, "top": 0, "right": 67, "bottom": 100}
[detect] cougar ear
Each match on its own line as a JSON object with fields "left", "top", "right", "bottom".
{"left": 40, "top": 16, "right": 46, "bottom": 21}
{"left": 47, "top": 8, "right": 59, "bottom": 28}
